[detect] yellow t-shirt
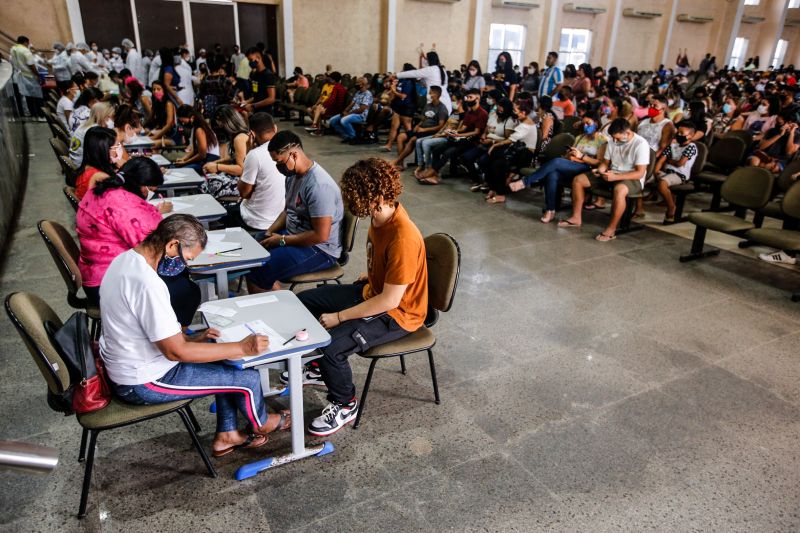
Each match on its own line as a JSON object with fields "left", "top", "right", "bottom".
{"left": 363, "top": 204, "right": 428, "bottom": 331}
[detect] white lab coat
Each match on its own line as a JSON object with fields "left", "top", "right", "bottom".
{"left": 397, "top": 66, "right": 451, "bottom": 113}
{"left": 69, "top": 51, "right": 96, "bottom": 76}
{"left": 48, "top": 51, "right": 71, "bottom": 81}
{"left": 149, "top": 55, "right": 162, "bottom": 87}
{"left": 142, "top": 57, "right": 152, "bottom": 85}
{"left": 125, "top": 48, "right": 146, "bottom": 82}
{"left": 109, "top": 55, "right": 124, "bottom": 72}
{"left": 175, "top": 59, "right": 195, "bottom": 106}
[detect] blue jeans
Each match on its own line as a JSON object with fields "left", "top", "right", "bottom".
{"left": 416, "top": 136, "right": 447, "bottom": 170}
{"left": 523, "top": 158, "right": 590, "bottom": 211}
{"left": 330, "top": 113, "right": 365, "bottom": 139}
{"left": 246, "top": 244, "right": 337, "bottom": 290}
{"left": 113, "top": 363, "right": 267, "bottom": 433}
{"left": 185, "top": 153, "right": 220, "bottom": 174}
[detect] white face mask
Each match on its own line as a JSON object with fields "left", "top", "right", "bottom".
{"left": 758, "top": 104, "right": 769, "bottom": 114}
{"left": 146, "top": 189, "right": 156, "bottom": 201}
{"left": 105, "top": 118, "right": 115, "bottom": 129}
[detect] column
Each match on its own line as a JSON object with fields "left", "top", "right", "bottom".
{"left": 605, "top": 0, "right": 624, "bottom": 67}
{"left": 65, "top": 0, "right": 85, "bottom": 44}
{"left": 282, "top": 0, "right": 295, "bottom": 76}
{"left": 387, "top": 0, "right": 397, "bottom": 72}
{"left": 725, "top": 0, "right": 746, "bottom": 66}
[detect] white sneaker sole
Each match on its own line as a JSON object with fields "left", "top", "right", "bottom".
{"left": 307, "top": 411, "right": 358, "bottom": 436}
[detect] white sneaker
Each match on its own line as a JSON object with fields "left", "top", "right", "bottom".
{"left": 308, "top": 399, "right": 359, "bottom": 436}
{"left": 759, "top": 251, "right": 796, "bottom": 265}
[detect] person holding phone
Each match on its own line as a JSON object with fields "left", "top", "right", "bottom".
{"left": 747, "top": 110, "right": 799, "bottom": 173}
{"left": 558, "top": 118, "right": 650, "bottom": 241}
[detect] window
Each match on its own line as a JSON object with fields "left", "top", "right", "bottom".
{"left": 488, "top": 23, "right": 525, "bottom": 71}
{"left": 744, "top": 0, "right": 760, "bottom": 5}
{"left": 730, "top": 37, "right": 748, "bottom": 69}
{"left": 773, "top": 39, "right": 789, "bottom": 69}
{"left": 558, "top": 28, "right": 592, "bottom": 68}
{"left": 790, "top": 0, "right": 800, "bottom": 8}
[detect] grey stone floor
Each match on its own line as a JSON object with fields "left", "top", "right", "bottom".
{"left": 1, "top": 122, "right": 800, "bottom": 532}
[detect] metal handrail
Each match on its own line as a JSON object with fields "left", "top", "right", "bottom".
{"left": 0, "top": 441, "right": 59, "bottom": 474}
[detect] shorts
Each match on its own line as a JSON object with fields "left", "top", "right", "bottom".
{"left": 657, "top": 172, "right": 685, "bottom": 187}
{"left": 587, "top": 173, "right": 643, "bottom": 197}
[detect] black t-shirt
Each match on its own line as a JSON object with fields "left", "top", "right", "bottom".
{"left": 249, "top": 68, "right": 277, "bottom": 108}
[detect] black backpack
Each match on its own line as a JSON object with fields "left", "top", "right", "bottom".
{"left": 44, "top": 311, "right": 96, "bottom": 414}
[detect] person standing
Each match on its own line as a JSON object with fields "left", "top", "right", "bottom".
{"left": 48, "top": 42, "right": 72, "bottom": 82}
{"left": 122, "top": 38, "right": 146, "bottom": 83}
{"left": 242, "top": 47, "right": 277, "bottom": 115}
{"left": 539, "top": 51, "right": 563, "bottom": 100}
{"left": 10, "top": 36, "right": 44, "bottom": 120}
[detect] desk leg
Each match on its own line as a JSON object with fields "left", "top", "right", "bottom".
{"left": 215, "top": 271, "right": 229, "bottom": 300}
{"left": 165, "top": 188, "right": 176, "bottom": 198}
{"left": 234, "top": 352, "right": 334, "bottom": 481}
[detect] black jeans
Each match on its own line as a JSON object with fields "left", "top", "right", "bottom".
{"left": 298, "top": 284, "right": 410, "bottom": 404}
{"left": 84, "top": 270, "right": 201, "bottom": 327}
{"left": 430, "top": 140, "right": 472, "bottom": 173}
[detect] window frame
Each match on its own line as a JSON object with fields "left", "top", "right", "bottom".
{"left": 558, "top": 28, "right": 592, "bottom": 69}
{"left": 730, "top": 37, "right": 749, "bottom": 69}
{"left": 773, "top": 39, "right": 789, "bottom": 69}
{"left": 488, "top": 23, "right": 526, "bottom": 72}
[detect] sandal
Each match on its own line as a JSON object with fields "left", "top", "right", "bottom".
{"left": 540, "top": 211, "right": 556, "bottom": 224}
{"left": 595, "top": 232, "right": 617, "bottom": 242}
{"left": 584, "top": 202, "right": 606, "bottom": 211}
{"left": 557, "top": 219, "right": 581, "bottom": 228}
{"left": 486, "top": 196, "right": 506, "bottom": 204}
{"left": 256, "top": 410, "right": 292, "bottom": 435}
{"left": 418, "top": 177, "right": 440, "bottom": 186}
{"left": 212, "top": 433, "right": 269, "bottom": 458}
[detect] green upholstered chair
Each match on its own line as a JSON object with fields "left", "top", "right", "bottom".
{"left": 4, "top": 292, "right": 214, "bottom": 519}
{"left": 680, "top": 167, "right": 774, "bottom": 262}
{"left": 694, "top": 136, "right": 748, "bottom": 210}
{"left": 353, "top": 233, "right": 461, "bottom": 429}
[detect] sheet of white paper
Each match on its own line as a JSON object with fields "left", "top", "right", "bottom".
{"left": 202, "top": 241, "right": 241, "bottom": 255}
{"left": 218, "top": 320, "right": 288, "bottom": 353}
{"left": 162, "top": 174, "right": 184, "bottom": 183}
{"left": 151, "top": 199, "right": 191, "bottom": 211}
{"left": 150, "top": 154, "right": 170, "bottom": 165}
{"left": 199, "top": 303, "right": 237, "bottom": 318}
{"left": 206, "top": 232, "right": 225, "bottom": 242}
{"left": 235, "top": 295, "right": 278, "bottom": 307}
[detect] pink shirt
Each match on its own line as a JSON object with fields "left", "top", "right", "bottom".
{"left": 76, "top": 188, "right": 162, "bottom": 287}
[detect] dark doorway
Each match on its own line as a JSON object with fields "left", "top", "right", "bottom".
{"left": 78, "top": 0, "right": 135, "bottom": 50}
{"left": 135, "top": 0, "right": 186, "bottom": 52}
{"left": 237, "top": 3, "right": 279, "bottom": 74}
{"left": 190, "top": 2, "right": 236, "bottom": 60}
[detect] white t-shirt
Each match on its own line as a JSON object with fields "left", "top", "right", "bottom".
{"left": 509, "top": 121, "right": 538, "bottom": 150}
{"left": 56, "top": 95, "right": 74, "bottom": 130}
{"left": 604, "top": 133, "right": 651, "bottom": 186}
{"left": 239, "top": 141, "right": 286, "bottom": 230}
{"left": 99, "top": 249, "right": 181, "bottom": 386}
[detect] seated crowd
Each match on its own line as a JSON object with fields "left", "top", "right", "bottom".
{"left": 35, "top": 35, "right": 800, "bottom": 453}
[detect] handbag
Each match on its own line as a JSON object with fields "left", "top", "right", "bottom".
{"left": 45, "top": 312, "right": 111, "bottom": 414}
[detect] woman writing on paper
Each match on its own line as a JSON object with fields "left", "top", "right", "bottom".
{"left": 100, "top": 214, "right": 290, "bottom": 457}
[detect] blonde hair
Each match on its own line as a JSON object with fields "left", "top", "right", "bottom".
{"left": 86, "top": 102, "right": 115, "bottom": 128}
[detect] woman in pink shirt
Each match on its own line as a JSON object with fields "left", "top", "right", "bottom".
{"left": 77, "top": 157, "right": 171, "bottom": 302}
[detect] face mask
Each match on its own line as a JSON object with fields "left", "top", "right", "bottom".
{"left": 587, "top": 92, "right": 596, "bottom": 99}
{"left": 249, "top": 60, "right": 259, "bottom": 68}
{"left": 758, "top": 104, "right": 769, "bottom": 114}
{"left": 154, "top": 91, "right": 164, "bottom": 101}
{"left": 675, "top": 134, "right": 688, "bottom": 144}
{"left": 668, "top": 99, "right": 675, "bottom": 107}
{"left": 110, "top": 144, "right": 123, "bottom": 164}
{"left": 275, "top": 153, "right": 295, "bottom": 177}
{"left": 722, "top": 103, "right": 732, "bottom": 114}
{"left": 583, "top": 123, "right": 597, "bottom": 135}
{"left": 469, "top": 69, "right": 477, "bottom": 76}
{"left": 105, "top": 118, "right": 114, "bottom": 129}
{"left": 601, "top": 105, "right": 612, "bottom": 117}
{"left": 648, "top": 107, "right": 660, "bottom": 118}
{"left": 466, "top": 99, "right": 478, "bottom": 108}
{"left": 146, "top": 189, "right": 156, "bottom": 201}
{"left": 613, "top": 135, "right": 629, "bottom": 146}
{"left": 157, "top": 243, "right": 187, "bottom": 277}
{"left": 72, "top": 90, "right": 81, "bottom": 102}
{"left": 91, "top": 46, "right": 98, "bottom": 52}
{"left": 486, "top": 98, "right": 495, "bottom": 106}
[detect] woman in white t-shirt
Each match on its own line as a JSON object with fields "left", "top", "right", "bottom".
{"left": 100, "top": 215, "right": 291, "bottom": 457}
{"left": 396, "top": 51, "right": 452, "bottom": 114}
{"left": 483, "top": 100, "right": 538, "bottom": 204}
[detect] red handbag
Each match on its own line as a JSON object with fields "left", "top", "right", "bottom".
{"left": 72, "top": 355, "right": 111, "bottom": 414}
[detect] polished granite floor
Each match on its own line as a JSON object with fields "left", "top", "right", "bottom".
{"left": 1, "top": 122, "right": 800, "bottom": 532}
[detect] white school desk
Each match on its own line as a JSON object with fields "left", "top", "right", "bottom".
{"left": 158, "top": 168, "right": 206, "bottom": 197}
{"left": 201, "top": 291, "right": 333, "bottom": 480}
{"left": 188, "top": 227, "right": 269, "bottom": 300}
{"left": 151, "top": 194, "right": 226, "bottom": 227}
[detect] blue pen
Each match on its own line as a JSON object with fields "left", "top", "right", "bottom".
{"left": 244, "top": 323, "right": 258, "bottom": 335}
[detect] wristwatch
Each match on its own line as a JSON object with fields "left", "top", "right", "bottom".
{"left": 279, "top": 235, "right": 286, "bottom": 247}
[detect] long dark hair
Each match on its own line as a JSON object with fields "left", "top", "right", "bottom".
{"left": 114, "top": 104, "right": 142, "bottom": 130}
{"left": 426, "top": 51, "right": 446, "bottom": 85}
{"left": 74, "top": 87, "right": 103, "bottom": 109}
{"left": 496, "top": 51, "right": 515, "bottom": 81}
{"left": 148, "top": 80, "right": 174, "bottom": 129}
{"left": 80, "top": 126, "right": 119, "bottom": 176}
{"left": 496, "top": 98, "right": 515, "bottom": 121}
{"left": 158, "top": 46, "right": 176, "bottom": 86}
{"left": 178, "top": 105, "right": 217, "bottom": 146}
{"left": 466, "top": 60, "right": 482, "bottom": 80}
{"left": 93, "top": 156, "right": 164, "bottom": 198}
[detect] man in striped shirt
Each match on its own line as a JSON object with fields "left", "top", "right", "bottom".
{"left": 539, "top": 51, "right": 563, "bottom": 100}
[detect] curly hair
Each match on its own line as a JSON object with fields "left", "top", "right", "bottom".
{"left": 340, "top": 158, "right": 403, "bottom": 217}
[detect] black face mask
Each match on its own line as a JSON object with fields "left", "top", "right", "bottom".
{"left": 249, "top": 60, "right": 259, "bottom": 69}
{"left": 466, "top": 99, "right": 478, "bottom": 108}
{"left": 675, "top": 134, "right": 688, "bottom": 144}
{"left": 275, "top": 154, "right": 295, "bottom": 177}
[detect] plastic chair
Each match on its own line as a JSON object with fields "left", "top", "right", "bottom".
{"left": 63, "top": 186, "right": 80, "bottom": 212}
{"left": 353, "top": 233, "right": 461, "bottom": 429}
{"left": 680, "top": 167, "right": 774, "bottom": 262}
{"left": 4, "top": 292, "right": 214, "bottom": 518}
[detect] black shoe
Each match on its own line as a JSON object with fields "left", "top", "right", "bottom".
{"left": 308, "top": 399, "right": 359, "bottom": 436}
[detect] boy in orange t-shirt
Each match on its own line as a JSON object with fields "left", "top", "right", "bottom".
{"left": 296, "top": 158, "right": 428, "bottom": 436}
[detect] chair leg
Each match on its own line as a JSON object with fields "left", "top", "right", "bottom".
{"left": 78, "top": 427, "right": 88, "bottom": 462}
{"left": 186, "top": 405, "right": 201, "bottom": 433}
{"left": 400, "top": 355, "right": 407, "bottom": 375}
{"left": 353, "top": 358, "right": 378, "bottom": 430}
{"left": 427, "top": 349, "right": 440, "bottom": 405}
{"left": 177, "top": 408, "right": 217, "bottom": 478}
{"left": 673, "top": 191, "right": 688, "bottom": 221}
{"left": 679, "top": 226, "right": 719, "bottom": 262}
{"left": 78, "top": 430, "right": 98, "bottom": 518}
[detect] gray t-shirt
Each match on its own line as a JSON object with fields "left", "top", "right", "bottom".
{"left": 285, "top": 162, "right": 343, "bottom": 259}
{"left": 420, "top": 102, "right": 448, "bottom": 128}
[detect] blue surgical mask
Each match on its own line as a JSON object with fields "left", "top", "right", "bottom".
{"left": 722, "top": 103, "right": 732, "bottom": 114}
{"left": 157, "top": 243, "right": 187, "bottom": 276}
{"left": 583, "top": 123, "right": 597, "bottom": 135}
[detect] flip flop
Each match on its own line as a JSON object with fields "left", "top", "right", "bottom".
{"left": 418, "top": 177, "right": 440, "bottom": 186}
{"left": 486, "top": 196, "right": 506, "bottom": 204}
{"left": 584, "top": 202, "right": 606, "bottom": 211}
{"left": 212, "top": 433, "right": 269, "bottom": 458}
{"left": 557, "top": 220, "right": 581, "bottom": 228}
{"left": 595, "top": 232, "right": 617, "bottom": 242}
